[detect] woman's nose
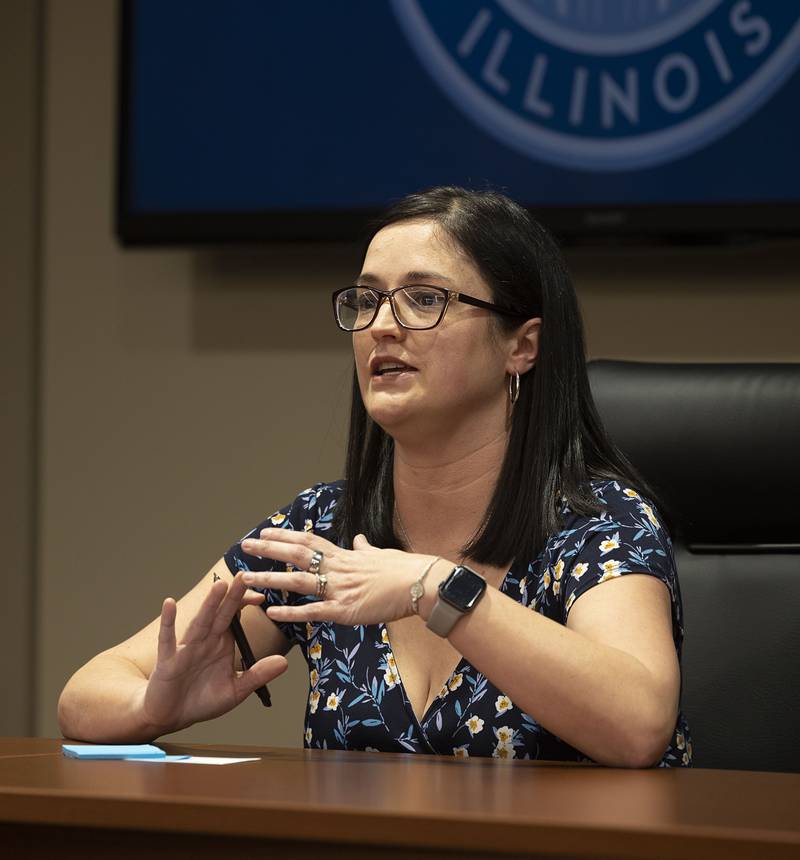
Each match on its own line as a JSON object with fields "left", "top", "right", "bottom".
{"left": 370, "top": 296, "right": 403, "bottom": 339}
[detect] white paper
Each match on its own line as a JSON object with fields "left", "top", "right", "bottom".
{"left": 130, "top": 755, "right": 260, "bottom": 765}
{"left": 171, "top": 756, "right": 261, "bottom": 765}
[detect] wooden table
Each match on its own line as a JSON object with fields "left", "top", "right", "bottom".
{"left": 0, "top": 738, "right": 798, "bottom": 859}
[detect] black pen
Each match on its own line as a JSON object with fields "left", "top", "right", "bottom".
{"left": 229, "top": 615, "right": 271, "bottom": 707}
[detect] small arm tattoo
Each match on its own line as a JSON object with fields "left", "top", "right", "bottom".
{"left": 213, "top": 572, "right": 221, "bottom": 582}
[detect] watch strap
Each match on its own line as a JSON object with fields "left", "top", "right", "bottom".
{"left": 426, "top": 597, "right": 465, "bottom": 638}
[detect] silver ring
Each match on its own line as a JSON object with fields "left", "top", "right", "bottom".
{"left": 316, "top": 573, "right": 328, "bottom": 600}
{"left": 308, "top": 550, "right": 323, "bottom": 576}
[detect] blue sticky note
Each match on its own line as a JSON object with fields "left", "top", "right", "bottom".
{"left": 62, "top": 743, "right": 166, "bottom": 760}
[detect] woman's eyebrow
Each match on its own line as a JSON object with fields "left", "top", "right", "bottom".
{"left": 356, "top": 270, "right": 454, "bottom": 285}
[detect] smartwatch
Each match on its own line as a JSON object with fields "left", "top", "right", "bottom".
{"left": 426, "top": 565, "right": 487, "bottom": 638}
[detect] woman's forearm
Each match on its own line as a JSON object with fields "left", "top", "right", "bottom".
{"left": 58, "top": 653, "right": 171, "bottom": 744}
{"left": 420, "top": 564, "right": 677, "bottom": 768}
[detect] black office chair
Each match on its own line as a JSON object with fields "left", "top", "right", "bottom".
{"left": 588, "top": 360, "right": 800, "bottom": 773}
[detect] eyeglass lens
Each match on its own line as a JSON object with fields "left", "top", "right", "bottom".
{"left": 336, "top": 287, "right": 447, "bottom": 330}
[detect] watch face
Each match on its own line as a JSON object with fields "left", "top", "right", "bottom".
{"left": 440, "top": 565, "right": 487, "bottom": 611}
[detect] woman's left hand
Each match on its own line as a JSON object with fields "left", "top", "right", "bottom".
{"left": 239, "top": 529, "right": 439, "bottom": 626}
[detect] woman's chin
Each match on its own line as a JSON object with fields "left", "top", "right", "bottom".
{"left": 365, "top": 392, "right": 420, "bottom": 434}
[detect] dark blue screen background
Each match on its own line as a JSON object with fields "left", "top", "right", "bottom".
{"left": 127, "top": 1, "right": 800, "bottom": 213}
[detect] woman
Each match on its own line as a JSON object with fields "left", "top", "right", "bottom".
{"left": 58, "top": 187, "right": 691, "bottom": 767}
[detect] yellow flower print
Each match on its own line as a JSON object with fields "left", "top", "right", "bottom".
{"left": 543, "top": 569, "right": 551, "bottom": 589}
{"left": 598, "top": 559, "right": 623, "bottom": 582}
{"left": 453, "top": 746, "right": 469, "bottom": 759}
{"left": 325, "top": 692, "right": 340, "bottom": 711}
{"left": 495, "top": 695, "right": 513, "bottom": 715}
{"left": 676, "top": 731, "right": 685, "bottom": 750}
{"left": 467, "top": 716, "right": 484, "bottom": 736}
{"left": 439, "top": 684, "right": 449, "bottom": 699}
{"left": 599, "top": 537, "right": 620, "bottom": 554}
{"left": 572, "top": 562, "right": 588, "bottom": 580}
{"left": 305, "top": 622, "right": 314, "bottom": 640}
{"left": 386, "top": 652, "right": 397, "bottom": 671}
{"left": 553, "top": 559, "right": 564, "bottom": 580}
{"left": 448, "top": 673, "right": 463, "bottom": 692}
{"left": 623, "top": 488, "right": 639, "bottom": 499}
{"left": 384, "top": 667, "right": 399, "bottom": 689}
{"left": 640, "top": 502, "right": 659, "bottom": 528}
{"left": 565, "top": 592, "right": 576, "bottom": 613}
{"left": 304, "top": 727, "right": 312, "bottom": 744}
{"left": 309, "top": 690, "right": 320, "bottom": 714}
{"left": 682, "top": 752, "right": 690, "bottom": 765}
{"left": 309, "top": 669, "right": 319, "bottom": 688}
{"left": 519, "top": 576, "right": 527, "bottom": 591}
{"left": 270, "top": 513, "right": 286, "bottom": 526}
{"left": 687, "top": 741, "right": 693, "bottom": 760}
{"left": 493, "top": 742, "right": 515, "bottom": 760}
{"left": 381, "top": 627, "right": 390, "bottom": 645}
{"left": 495, "top": 726, "right": 514, "bottom": 745}
{"left": 553, "top": 580, "right": 561, "bottom": 596}
{"left": 309, "top": 643, "right": 322, "bottom": 661}
{"left": 304, "top": 518, "right": 313, "bottom": 532}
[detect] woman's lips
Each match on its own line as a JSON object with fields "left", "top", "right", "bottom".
{"left": 370, "top": 367, "right": 417, "bottom": 384}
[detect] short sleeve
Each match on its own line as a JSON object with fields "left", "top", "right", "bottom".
{"left": 223, "top": 482, "right": 342, "bottom": 645}
{"left": 558, "top": 481, "right": 681, "bottom": 647}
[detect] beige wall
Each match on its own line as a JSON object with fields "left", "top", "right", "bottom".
{"left": 1, "top": 0, "right": 40, "bottom": 735}
{"left": 22, "top": 0, "right": 800, "bottom": 746}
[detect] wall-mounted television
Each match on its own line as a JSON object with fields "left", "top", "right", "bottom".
{"left": 117, "top": 1, "right": 800, "bottom": 245}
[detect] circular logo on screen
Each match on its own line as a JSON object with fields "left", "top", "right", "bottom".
{"left": 389, "top": 0, "right": 800, "bottom": 171}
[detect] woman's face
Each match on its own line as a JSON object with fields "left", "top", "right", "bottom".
{"left": 353, "top": 219, "right": 515, "bottom": 443}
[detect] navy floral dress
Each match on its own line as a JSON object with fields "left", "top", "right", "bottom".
{"left": 224, "top": 480, "right": 692, "bottom": 766}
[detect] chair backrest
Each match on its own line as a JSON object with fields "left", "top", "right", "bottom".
{"left": 588, "top": 360, "right": 800, "bottom": 773}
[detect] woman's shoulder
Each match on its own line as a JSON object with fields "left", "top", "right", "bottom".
{"left": 277, "top": 480, "right": 345, "bottom": 531}
{"left": 560, "top": 478, "right": 668, "bottom": 535}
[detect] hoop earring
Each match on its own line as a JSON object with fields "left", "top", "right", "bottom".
{"left": 508, "top": 371, "right": 520, "bottom": 406}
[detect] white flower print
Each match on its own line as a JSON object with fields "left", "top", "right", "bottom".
{"left": 493, "top": 742, "right": 515, "bottom": 760}
{"left": 270, "top": 513, "right": 286, "bottom": 526}
{"left": 599, "top": 534, "right": 620, "bottom": 554}
{"left": 467, "top": 716, "right": 485, "bottom": 736}
{"left": 309, "top": 690, "right": 320, "bottom": 714}
{"left": 453, "top": 746, "right": 469, "bottom": 759}
{"left": 325, "top": 692, "right": 340, "bottom": 711}
{"left": 571, "top": 562, "right": 588, "bottom": 580}
{"left": 640, "top": 502, "right": 659, "bottom": 528}
{"left": 495, "top": 695, "right": 513, "bottom": 715}
{"left": 384, "top": 666, "right": 399, "bottom": 689}
{"left": 598, "top": 559, "right": 623, "bottom": 582}
{"left": 448, "top": 673, "right": 463, "bottom": 692}
{"left": 495, "top": 726, "right": 515, "bottom": 745}
{"left": 309, "top": 643, "right": 322, "bottom": 660}
{"left": 305, "top": 727, "right": 312, "bottom": 744}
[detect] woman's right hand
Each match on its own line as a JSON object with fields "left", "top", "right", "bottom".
{"left": 140, "top": 573, "right": 289, "bottom": 735}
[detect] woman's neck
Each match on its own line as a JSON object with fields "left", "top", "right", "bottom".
{"left": 392, "top": 428, "right": 508, "bottom": 559}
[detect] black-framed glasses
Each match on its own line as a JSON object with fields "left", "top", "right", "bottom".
{"left": 332, "top": 285, "right": 531, "bottom": 332}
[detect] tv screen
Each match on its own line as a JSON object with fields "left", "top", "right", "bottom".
{"left": 117, "top": 1, "right": 800, "bottom": 244}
